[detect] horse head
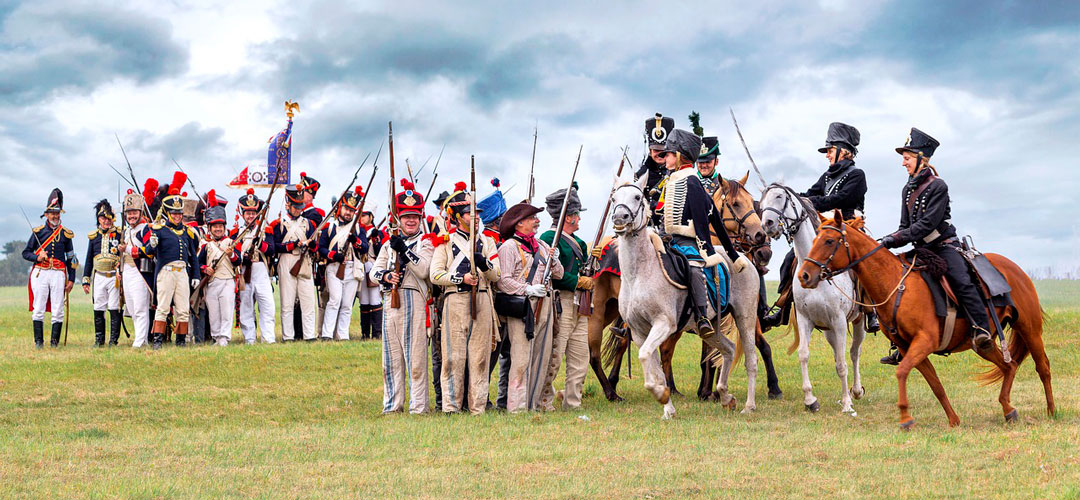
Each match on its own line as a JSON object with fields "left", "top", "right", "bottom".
{"left": 759, "top": 182, "right": 817, "bottom": 241}
{"left": 799, "top": 210, "right": 867, "bottom": 289}
{"left": 611, "top": 174, "right": 649, "bottom": 235}
{"left": 716, "top": 171, "right": 771, "bottom": 270}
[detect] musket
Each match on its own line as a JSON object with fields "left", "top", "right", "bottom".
{"left": 289, "top": 152, "right": 372, "bottom": 277}
{"left": 534, "top": 145, "right": 582, "bottom": 325}
{"left": 108, "top": 163, "right": 136, "bottom": 189}
{"left": 335, "top": 145, "right": 382, "bottom": 281}
{"left": 413, "top": 152, "right": 434, "bottom": 180}
{"left": 469, "top": 155, "right": 477, "bottom": 320}
{"left": 527, "top": 125, "right": 537, "bottom": 203}
{"left": 241, "top": 168, "right": 288, "bottom": 285}
{"left": 114, "top": 180, "right": 130, "bottom": 338}
{"left": 577, "top": 146, "right": 628, "bottom": 316}
{"left": 728, "top": 108, "right": 768, "bottom": 190}
{"left": 114, "top": 135, "right": 141, "bottom": 189}
{"left": 172, "top": 159, "right": 204, "bottom": 203}
{"left": 388, "top": 122, "right": 403, "bottom": 309}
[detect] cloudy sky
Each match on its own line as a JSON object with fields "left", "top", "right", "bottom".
{"left": 2, "top": 0, "right": 1078, "bottom": 276}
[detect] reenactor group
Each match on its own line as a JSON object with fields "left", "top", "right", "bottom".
{"left": 21, "top": 111, "right": 991, "bottom": 413}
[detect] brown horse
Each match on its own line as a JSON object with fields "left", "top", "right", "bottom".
{"left": 587, "top": 172, "right": 781, "bottom": 402}
{"left": 798, "top": 212, "right": 1054, "bottom": 428}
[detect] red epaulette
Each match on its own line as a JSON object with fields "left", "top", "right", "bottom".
{"left": 315, "top": 208, "right": 326, "bottom": 218}
{"left": 423, "top": 232, "right": 447, "bottom": 248}
{"left": 482, "top": 228, "right": 500, "bottom": 241}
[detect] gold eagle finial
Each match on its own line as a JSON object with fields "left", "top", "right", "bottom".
{"left": 285, "top": 100, "right": 300, "bottom": 120}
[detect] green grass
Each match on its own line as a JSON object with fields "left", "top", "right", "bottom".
{"left": 0, "top": 283, "right": 1077, "bottom": 499}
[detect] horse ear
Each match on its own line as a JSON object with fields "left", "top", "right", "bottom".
{"left": 738, "top": 171, "right": 749, "bottom": 186}
{"left": 635, "top": 173, "right": 648, "bottom": 191}
{"left": 817, "top": 212, "right": 829, "bottom": 224}
{"left": 832, "top": 209, "right": 842, "bottom": 223}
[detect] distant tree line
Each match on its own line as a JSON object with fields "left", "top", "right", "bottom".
{"left": 0, "top": 240, "right": 34, "bottom": 286}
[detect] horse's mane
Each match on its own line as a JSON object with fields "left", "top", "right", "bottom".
{"left": 766, "top": 182, "right": 820, "bottom": 230}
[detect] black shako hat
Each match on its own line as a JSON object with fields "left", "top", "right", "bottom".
{"left": 645, "top": 113, "right": 676, "bottom": 150}
{"left": 697, "top": 136, "right": 720, "bottom": 162}
{"left": 817, "top": 122, "right": 860, "bottom": 155}
{"left": 895, "top": 127, "right": 940, "bottom": 158}
{"left": 662, "top": 129, "right": 702, "bottom": 164}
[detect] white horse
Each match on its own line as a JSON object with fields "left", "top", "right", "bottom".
{"left": 759, "top": 184, "right": 865, "bottom": 414}
{"left": 610, "top": 174, "right": 757, "bottom": 419}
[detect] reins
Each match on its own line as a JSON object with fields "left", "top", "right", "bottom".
{"left": 804, "top": 222, "right": 915, "bottom": 309}
{"left": 611, "top": 183, "right": 648, "bottom": 236}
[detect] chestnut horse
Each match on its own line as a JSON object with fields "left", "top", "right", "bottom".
{"left": 587, "top": 172, "right": 781, "bottom": 403}
{"left": 799, "top": 212, "right": 1054, "bottom": 428}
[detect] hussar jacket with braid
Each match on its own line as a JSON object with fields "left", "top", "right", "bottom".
{"left": 659, "top": 167, "right": 740, "bottom": 264}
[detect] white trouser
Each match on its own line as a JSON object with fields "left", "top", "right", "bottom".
{"left": 278, "top": 254, "right": 316, "bottom": 340}
{"left": 121, "top": 264, "right": 151, "bottom": 347}
{"left": 323, "top": 261, "right": 359, "bottom": 340}
{"left": 205, "top": 278, "right": 235, "bottom": 342}
{"left": 357, "top": 260, "right": 382, "bottom": 306}
{"left": 239, "top": 261, "right": 275, "bottom": 344}
{"left": 30, "top": 268, "right": 66, "bottom": 323}
{"left": 92, "top": 272, "right": 120, "bottom": 311}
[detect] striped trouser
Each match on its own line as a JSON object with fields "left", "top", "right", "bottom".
{"left": 441, "top": 291, "right": 494, "bottom": 415}
{"left": 381, "top": 288, "right": 431, "bottom": 413}
{"left": 506, "top": 294, "right": 555, "bottom": 412}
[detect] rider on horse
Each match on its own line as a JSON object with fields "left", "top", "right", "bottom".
{"left": 762, "top": 122, "right": 879, "bottom": 333}
{"left": 656, "top": 128, "right": 748, "bottom": 338}
{"left": 696, "top": 136, "right": 722, "bottom": 196}
{"left": 879, "top": 127, "right": 994, "bottom": 362}
{"left": 636, "top": 113, "right": 676, "bottom": 226}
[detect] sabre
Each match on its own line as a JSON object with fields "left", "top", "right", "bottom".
{"left": 729, "top": 108, "right": 768, "bottom": 190}
{"left": 172, "top": 159, "right": 204, "bottom": 203}
{"left": 527, "top": 124, "right": 537, "bottom": 204}
{"left": 422, "top": 143, "right": 446, "bottom": 202}
{"left": 108, "top": 163, "right": 137, "bottom": 188}
{"left": 114, "top": 134, "right": 140, "bottom": 189}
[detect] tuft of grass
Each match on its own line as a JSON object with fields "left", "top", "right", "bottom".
{"left": 0, "top": 283, "right": 1077, "bottom": 498}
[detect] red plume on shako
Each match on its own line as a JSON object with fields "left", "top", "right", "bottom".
{"left": 395, "top": 178, "right": 424, "bottom": 216}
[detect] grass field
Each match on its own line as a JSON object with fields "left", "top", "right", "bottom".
{"left": 0, "top": 282, "right": 1077, "bottom": 499}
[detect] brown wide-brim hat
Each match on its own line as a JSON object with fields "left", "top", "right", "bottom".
{"left": 498, "top": 202, "right": 543, "bottom": 241}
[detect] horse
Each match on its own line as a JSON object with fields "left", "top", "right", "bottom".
{"left": 609, "top": 173, "right": 755, "bottom": 418}
{"left": 587, "top": 173, "right": 782, "bottom": 408}
{"left": 759, "top": 184, "right": 866, "bottom": 413}
{"left": 798, "top": 211, "right": 1054, "bottom": 428}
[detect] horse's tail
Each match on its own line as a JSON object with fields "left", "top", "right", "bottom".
{"left": 601, "top": 324, "right": 623, "bottom": 370}
{"left": 977, "top": 256, "right": 1042, "bottom": 385}
{"left": 722, "top": 313, "right": 742, "bottom": 367}
{"left": 786, "top": 313, "right": 799, "bottom": 355}
{"left": 977, "top": 325, "right": 1030, "bottom": 385}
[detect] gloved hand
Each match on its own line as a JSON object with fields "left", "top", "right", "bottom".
{"left": 576, "top": 275, "right": 594, "bottom": 291}
{"left": 473, "top": 252, "right": 490, "bottom": 271}
{"left": 590, "top": 245, "right": 603, "bottom": 259}
{"left": 881, "top": 233, "right": 902, "bottom": 249}
{"left": 389, "top": 234, "right": 408, "bottom": 254}
{"left": 149, "top": 233, "right": 159, "bottom": 248}
{"left": 525, "top": 283, "right": 547, "bottom": 297}
{"left": 732, "top": 255, "right": 751, "bottom": 273}
{"left": 550, "top": 247, "right": 560, "bottom": 261}
{"left": 191, "top": 278, "right": 200, "bottom": 289}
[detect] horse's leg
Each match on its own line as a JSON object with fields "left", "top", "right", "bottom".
{"left": 795, "top": 311, "right": 819, "bottom": 412}
{"left": 912, "top": 357, "right": 960, "bottom": 427}
{"left": 972, "top": 337, "right": 1018, "bottom": 422}
{"left": 896, "top": 333, "right": 936, "bottom": 429}
{"left": 755, "top": 328, "right": 783, "bottom": 399}
{"left": 607, "top": 329, "right": 629, "bottom": 391}
{"left": 636, "top": 320, "right": 677, "bottom": 419}
{"left": 849, "top": 316, "right": 866, "bottom": 400}
{"left": 697, "top": 341, "right": 715, "bottom": 401}
{"left": 736, "top": 304, "right": 759, "bottom": 414}
{"left": 661, "top": 330, "right": 682, "bottom": 396}
{"left": 588, "top": 301, "right": 624, "bottom": 402}
{"left": 1024, "top": 329, "right": 1055, "bottom": 417}
{"left": 703, "top": 325, "right": 738, "bottom": 411}
{"left": 826, "top": 316, "right": 853, "bottom": 414}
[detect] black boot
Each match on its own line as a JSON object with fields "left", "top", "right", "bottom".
{"left": 972, "top": 325, "right": 993, "bottom": 351}
{"left": 50, "top": 322, "right": 62, "bottom": 347}
{"left": 688, "top": 271, "right": 714, "bottom": 338}
{"left": 866, "top": 311, "right": 880, "bottom": 333}
{"left": 370, "top": 306, "right": 383, "bottom": 340}
{"left": 108, "top": 310, "right": 122, "bottom": 346}
{"left": 151, "top": 320, "right": 165, "bottom": 350}
{"left": 175, "top": 321, "right": 188, "bottom": 347}
{"left": 33, "top": 320, "right": 44, "bottom": 349}
{"left": 93, "top": 311, "right": 106, "bottom": 347}
{"left": 880, "top": 345, "right": 902, "bottom": 365}
{"left": 359, "top": 305, "right": 371, "bottom": 339}
{"left": 761, "top": 290, "right": 791, "bottom": 332}
{"left": 695, "top": 307, "right": 715, "bottom": 338}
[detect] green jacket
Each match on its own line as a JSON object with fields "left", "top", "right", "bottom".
{"left": 539, "top": 229, "right": 587, "bottom": 292}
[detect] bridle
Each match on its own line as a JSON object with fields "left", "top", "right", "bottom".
{"left": 716, "top": 178, "right": 766, "bottom": 255}
{"left": 760, "top": 184, "right": 811, "bottom": 245}
{"left": 611, "top": 183, "right": 648, "bottom": 235}
{"left": 803, "top": 220, "right": 887, "bottom": 282}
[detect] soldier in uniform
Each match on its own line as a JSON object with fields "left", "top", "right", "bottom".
{"left": 879, "top": 127, "right": 994, "bottom": 361}
{"left": 197, "top": 191, "right": 239, "bottom": 346}
{"left": 319, "top": 186, "right": 370, "bottom": 341}
{"left": 477, "top": 180, "right": 511, "bottom": 410}
{"left": 497, "top": 201, "right": 564, "bottom": 412}
{"left": 138, "top": 174, "right": 201, "bottom": 349}
{"left": 429, "top": 182, "right": 500, "bottom": 414}
{"left": 426, "top": 191, "right": 451, "bottom": 409}
{"left": 23, "top": 188, "right": 76, "bottom": 348}
{"left": 356, "top": 208, "right": 384, "bottom": 340}
{"left": 761, "top": 122, "right": 877, "bottom": 333}
{"left": 636, "top": 113, "right": 676, "bottom": 200}
{"left": 270, "top": 185, "right": 318, "bottom": 341}
{"left": 232, "top": 188, "right": 276, "bottom": 344}
{"left": 696, "top": 136, "right": 722, "bottom": 195}
{"left": 297, "top": 172, "right": 327, "bottom": 335}
{"left": 118, "top": 187, "right": 155, "bottom": 348}
{"left": 657, "top": 129, "right": 749, "bottom": 336}
{"left": 372, "top": 180, "right": 435, "bottom": 413}
{"left": 539, "top": 185, "right": 592, "bottom": 410}
{"left": 82, "top": 199, "right": 122, "bottom": 347}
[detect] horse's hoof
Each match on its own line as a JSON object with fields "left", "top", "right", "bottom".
{"left": 662, "top": 408, "right": 676, "bottom": 420}
{"left": 605, "top": 392, "right": 624, "bottom": 403}
{"left": 805, "top": 400, "right": 820, "bottom": 413}
{"left": 724, "top": 399, "right": 738, "bottom": 412}
{"left": 768, "top": 390, "right": 783, "bottom": 400}
{"left": 852, "top": 386, "right": 865, "bottom": 400}
{"left": 1005, "top": 409, "right": 1018, "bottom": 423}
{"left": 740, "top": 405, "right": 756, "bottom": 414}
{"left": 899, "top": 419, "right": 916, "bottom": 431}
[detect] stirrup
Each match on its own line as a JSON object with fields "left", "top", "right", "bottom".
{"left": 972, "top": 326, "right": 993, "bottom": 350}
{"left": 696, "top": 318, "right": 715, "bottom": 339}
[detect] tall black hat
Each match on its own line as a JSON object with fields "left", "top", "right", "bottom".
{"left": 43, "top": 188, "right": 64, "bottom": 216}
{"left": 432, "top": 190, "right": 451, "bottom": 212}
{"left": 285, "top": 184, "right": 305, "bottom": 206}
{"left": 645, "top": 113, "right": 676, "bottom": 150}
{"left": 298, "top": 171, "right": 320, "bottom": 195}
{"left": 203, "top": 189, "right": 227, "bottom": 225}
{"left": 94, "top": 199, "right": 114, "bottom": 221}
{"left": 662, "top": 129, "right": 702, "bottom": 164}
{"left": 895, "top": 127, "right": 940, "bottom": 158}
{"left": 545, "top": 182, "right": 586, "bottom": 220}
{"left": 341, "top": 185, "right": 363, "bottom": 211}
{"left": 162, "top": 171, "right": 188, "bottom": 214}
{"left": 817, "top": 122, "right": 860, "bottom": 155}
{"left": 698, "top": 136, "right": 720, "bottom": 162}
{"left": 444, "top": 181, "right": 480, "bottom": 217}
{"left": 238, "top": 188, "right": 263, "bottom": 212}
